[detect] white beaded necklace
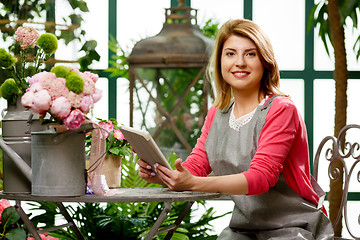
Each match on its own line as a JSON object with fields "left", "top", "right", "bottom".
{"left": 229, "top": 96, "right": 268, "bottom": 131}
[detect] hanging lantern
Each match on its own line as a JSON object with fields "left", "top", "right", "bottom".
{"left": 127, "top": 2, "right": 214, "bottom": 155}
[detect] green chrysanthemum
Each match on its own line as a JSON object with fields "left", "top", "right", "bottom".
{"left": 0, "top": 78, "right": 20, "bottom": 100}
{"left": 0, "top": 48, "right": 17, "bottom": 69}
{"left": 37, "top": 33, "right": 58, "bottom": 55}
{"left": 51, "top": 65, "right": 71, "bottom": 78}
{"left": 65, "top": 71, "right": 84, "bottom": 94}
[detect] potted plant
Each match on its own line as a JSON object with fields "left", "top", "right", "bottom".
{"left": 86, "top": 118, "right": 132, "bottom": 188}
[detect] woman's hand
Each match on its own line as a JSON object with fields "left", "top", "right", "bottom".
{"left": 156, "top": 158, "right": 195, "bottom": 191}
{"left": 137, "top": 159, "right": 165, "bottom": 186}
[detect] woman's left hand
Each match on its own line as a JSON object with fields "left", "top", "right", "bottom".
{"left": 155, "top": 158, "right": 195, "bottom": 191}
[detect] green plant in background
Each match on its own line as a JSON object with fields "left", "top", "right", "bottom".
{"left": 27, "top": 152, "right": 228, "bottom": 239}
{"left": 106, "top": 19, "right": 220, "bottom": 152}
{"left": 0, "top": 0, "right": 100, "bottom": 74}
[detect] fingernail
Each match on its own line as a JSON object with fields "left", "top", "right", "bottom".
{"left": 151, "top": 172, "right": 156, "bottom": 176}
{"left": 146, "top": 165, "right": 151, "bottom": 169}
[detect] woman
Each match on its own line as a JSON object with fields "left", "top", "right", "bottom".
{"left": 138, "top": 19, "right": 334, "bottom": 239}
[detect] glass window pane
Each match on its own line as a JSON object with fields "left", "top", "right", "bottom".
{"left": 314, "top": 18, "right": 360, "bottom": 71}
{"left": 313, "top": 27, "right": 334, "bottom": 71}
{"left": 117, "top": 1, "right": 169, "bottom": 51}
{"left": 253, "top": 0, "right": 305, "bottom": 70}
{"left": 279, "top": 79, "right": 304, "bottom": 118}
{"left": 192, "top": 0, "right": 244, "bottom": 24}
{"left": 313, "top": 79, "right": 335, "bottom": 191}
{"left": 81, "top": 0, "right": 109, "bottom": 69}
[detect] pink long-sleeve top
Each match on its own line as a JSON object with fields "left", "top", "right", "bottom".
{"left": 182, "top": 96, "right": 320, "bottom": 206}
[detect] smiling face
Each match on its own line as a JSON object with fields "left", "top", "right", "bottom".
{"left": 220, "top": 35, "right": 264, "bottom": 96}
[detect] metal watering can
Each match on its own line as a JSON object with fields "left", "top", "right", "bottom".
{"left": 0, "top": 123, "right": 94, "bottom": 196}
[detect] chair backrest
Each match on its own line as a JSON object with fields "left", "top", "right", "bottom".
{"left": 313, "top": 124, "right": 360, "bottom": 240}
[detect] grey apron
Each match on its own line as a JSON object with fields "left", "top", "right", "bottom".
{"left": 205, "top": 96, "right": 334, "bottom": 240}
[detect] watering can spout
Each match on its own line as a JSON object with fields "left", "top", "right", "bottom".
{"left": 0, "top": 138, "right": 32, "bottom": 182}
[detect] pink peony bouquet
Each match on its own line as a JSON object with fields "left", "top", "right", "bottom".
{"left": 21, "top": 65, "right": 102, "bottom": 130}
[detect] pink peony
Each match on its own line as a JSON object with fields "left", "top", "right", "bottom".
{"left": 46, "top": 77, "right": 69, "bottom": 99}
{"left": 21, "top": 91, "right": 35, "bottom": 108}
{"left": 83, "top": 71, "right": 99, "bottom": 83}
{"left": 15, "top": 26, "right": 39, "bottom": 50}
{"left": 28, "top": 71, "right": 56, "bottom": 86}
{"left": 50, "top": 97, "right": 71, "bottom": 119}
{"left": 67, "top": 92, "right": 83, "bottom": 108}
{"left": 80, "top": 95, "right": 93, "bottom": 113}
{"left": 80, "top": 73, "right": 95, "bottom": 95}
{"left": 28, "top": 82, "right": 43, "bottom": 93}
{"left": 33, "top": 90, "right": 51, "bottom": 113}
{"left": 114, "top": 129, "right": 125, "bottom": 140}
{"left": 39, "top": 72, "right": 57, "bottom": 90}
{"left": 92, "top": 88, "right": 102, "bottom": 103}
{"left": 64, "top": 109, "right": 85, "bottom": 130}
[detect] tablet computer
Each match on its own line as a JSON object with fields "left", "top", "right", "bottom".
{"left": 120, "top": 125, "right": 172, "bottom": 171}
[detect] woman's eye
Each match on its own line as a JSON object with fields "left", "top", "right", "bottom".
{"left": 225, "top": 52, "right": 235, "bottom": 56}
{"left": 247, "top": 52, "right": 256, "bottom": 56}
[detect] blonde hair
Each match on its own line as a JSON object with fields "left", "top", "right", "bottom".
{"left": 208, "top": 19, "right": 288, "bottom": 110}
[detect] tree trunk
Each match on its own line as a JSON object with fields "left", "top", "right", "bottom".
{"left": 327, "top": 0, "right": 348, "bottom": 237}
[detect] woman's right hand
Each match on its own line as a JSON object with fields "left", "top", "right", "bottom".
{"left": 137, "top": 159, "right": 166, "bottom": 186}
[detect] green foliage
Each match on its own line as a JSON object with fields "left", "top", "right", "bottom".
{"left": 0, "top": 0, "right": 100, "bottom": 71}
{"left": 106, "top": 20, "right": 219, "bottom": 150}
{"left": 309, "top": 0, "right": 360, "bottom": 59}
{"left": 201, "top": 19, "right": 220, "bottom": 39}
{"left": 27, "top": 152, "right": 227, "bottom": 239}
{"left": 0, "top": 206, "right": 26, "bottom": 240}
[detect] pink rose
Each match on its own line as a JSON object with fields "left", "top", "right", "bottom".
{"left": 80, "top": 95, "right": 93, "bottom": 113}
{"left": 92, "top": 88, "right": 102, "bottom": 103}
{"left": 21, "top": 91, "right": 35, "bottom": 108}
{"left": 33, "top": 90, "right": 51, "bottom": 113}
{"left": 98, "top": 121, "right": 113, "bottom": 138}
{"left": 27, "top": 233, "right": 59, "bottom": 240}
{"left": 50, "top": 97, "right": 71, "bottom": 119}
{"left": 0, "top": 199, "right": 11, "bottom": 219}
{"left": 64, "top": 109, "right": 85, "bottom": 130}
{"left": 113, "top": 130, "right": 125, "bottom": 140}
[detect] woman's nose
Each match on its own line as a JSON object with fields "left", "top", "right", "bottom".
{"left": 235, "top": 55, "right": 246, "bottom": 67}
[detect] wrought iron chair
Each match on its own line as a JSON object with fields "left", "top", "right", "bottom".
{"left": 313, "top": 124, "right": 360, "bottom": 240}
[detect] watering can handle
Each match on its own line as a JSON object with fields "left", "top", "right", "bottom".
{"left": 0, "top": 138, "right": 32, "bottom": 182}
{"left": 52, "top": 123, "right": 94, "bottom": 144}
